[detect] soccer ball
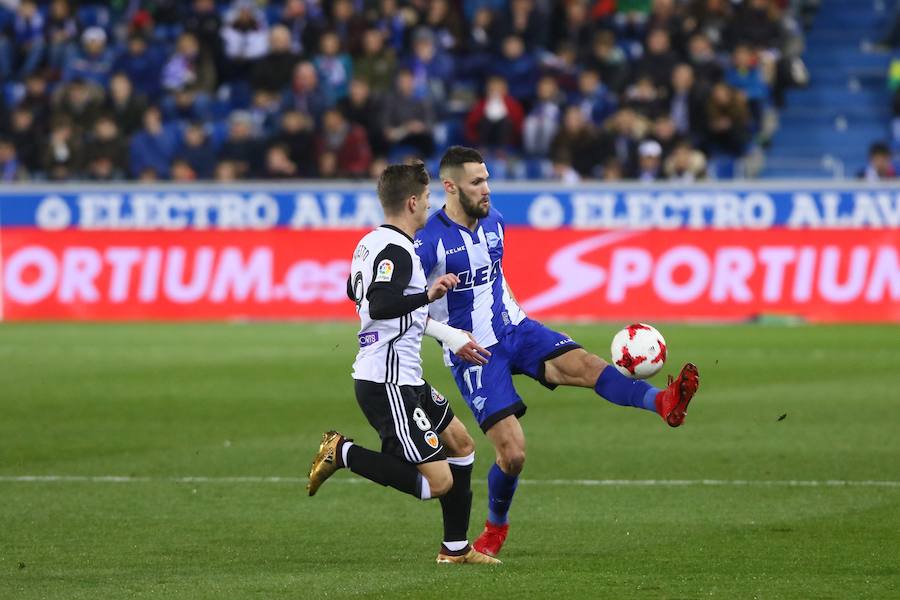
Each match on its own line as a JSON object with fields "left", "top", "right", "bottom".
{"left": 610, "top": 323, "right": 667, "bottom": 379}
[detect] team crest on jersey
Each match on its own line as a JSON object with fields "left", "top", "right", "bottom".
{"left": 374, "top": 259, "right": 394, "bottom": 282}
{"left": 472, "top": 396, "right": 487, "bottom": 412}
{"left": 431, "top": 388, "right": 448, "bottom": 406}
{"left": 424, "top": 431, "right": 439, "bottom": 449}
{"left": 485, "top": 231, "right": 501, "bottom": 249}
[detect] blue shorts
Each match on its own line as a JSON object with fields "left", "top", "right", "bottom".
{"left": 450, "top": 318, "right": 581, "bottom": 432}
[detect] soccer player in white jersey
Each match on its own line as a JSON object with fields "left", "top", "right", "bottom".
{"left": 414, "top": 146, "right": 700, "bottom": 557}
{"left": 307, "top": 161, "right": 499, "bottom": 565}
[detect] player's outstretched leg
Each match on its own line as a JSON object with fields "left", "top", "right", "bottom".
{"left": 306, "top": 431, "right": 430, "bottom": 499}
{"left": 546, "top": 349, "right": 701, "bottom": 426}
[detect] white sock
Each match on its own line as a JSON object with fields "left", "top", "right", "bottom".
{"left": 419, "top": 476, "right": 431, "bottom": 500}
{"left": 447, "top": 451, "right": 475, "bottom": 467}
{"left": 341, "top": 441, "right": 353, "bottom": 468}
{"left": 442, "top": 540, "right": 468, "bottom": 552}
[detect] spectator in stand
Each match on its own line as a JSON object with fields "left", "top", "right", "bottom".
{"left": 669, "top": 63, "right": 707, "bottom": 140}
{"left": 499, "top": 0, "right": 548, "bottom": 52}
{"left": 683, "top": 0, "right": 733, "bottom": 50}
{"left": 605, "top": 108, "right": 648, "bottom": 176}
{"left": 859, "top": 142, "right": 897, "bottom": 181}
{"left": 52, "top": 78, "right": 105, "bottom": 137}
{"left": 632, "top": 28, "right": 679, "bottom": 89}
{"left": 170, "top": 159, "right": 198, "bottom": 182}
{"left": 623, "top": 75, "right": 667, "bottom": 121}
{"left": 19, "top": 72, "right": 52, "bottom": 128}
{"left": 176, "top": 122, "right": 217, "bottom": 179}
{"left": 382, "top": 69, "right": 436, "bottom": 158}
{"left": 574, "top": 69, "right": 618, "bottom": 126}
{"left": 339, "top": 78, "right": 388, "bottom": 158}
{"left": 221, "top": 0, "right": 270, "bottom": 81}
{"left": 285, "top": 61, "right": 333, "bottom": 125}
{"left": 161, "top": 86, "right": 213, "bottom": 125}
{"left": 523, "top": 75, "right": 563, "bottom": 158}
{"left": 726, "top": 0, "right": 783, "bottom": 53}
{"left": 462, "top": 7, "right": 499, "bottom": 83}
{"left": 665, "top": 139, "right": 708, "bottom": 181}
{"left": 703, "top": 82, "right": 750, "bottom": 157}
{"left": 251, "top": 25, "right": 300, "bottom": 93}
{"left": 114, "top": 35, "right": 166, "bottom": 101}
{"left": 586, "top": 30, "right": 630, "bottom": 95}
{"left": 162, "top": 33, "right": 217, "bottom": 95}
{"left": 328, "top": 0, "right": 369, "bottom": 56}
{"left": 354, "top": 29, "right": 398, "bottom": 97}
{"left": 687, "top": 33, "right": 724, "bottom": 88}
{"left": 550, "top": 1, "right": 593, "bottom": 57}
{"left": 423, "top": 0, "right": 465, "bottom": 53}
{"left": 184, "top": 0, "right": 225, "bottom": 76}
{"left": 549, "top": 105, "right": 607, "bottom": 178}
{"left": 279, "top": 0, "right": 323, "bottom": 56}
{"left": 650, "top": 114, "right": 681, "bottom": 157}
{"left": 219, "top": 110, "right": 265, "bottom": 178}
{"left": 645, "top": 0, "right": 686, "bottom": 52}
{"left": 10, "top": 0, "right": 45, "bottom": 78}
{"left": 0, "top": 137, "right": 28, "bottom": 182}
{"left": 46, "top": 0, "right": 79, "bottom": 72}
{"left": 465, "top": 75, "right": 525, "bottom": 150}
{"left": 84, "top": 115, "right": 128, "bottom": 179}
{"left": 105, "top": 73, "right": 149, "bottom": 137}
{"left": 635, "top": 139, "right": 663, "bottom": 181}
{"left": 314, "top": 30, "right": 353, "bottom": 101}
{"left": 129, "top": 106, "right": 180, "bottom": 179}
{"left": 43, "top": 116, "right": 83, "bottom": 180}
{"left": 63, "top": 27, "right": 116, "bottom": 87}
{"left": 263, "top": 143, "right": 299, "bottom": 179}
{"left": 247, "top": 89, "right": 283, "bottom": 137}
{"left": 214, "top": 160, "right": 239, "bottom": 181}
{"left": 725, "top": 44, "right": 769, "bottom": 129}
{"left": 492, "top": 35, "right": 538, "bottom": 106}
{"left": 275, "top": 110, "right": 318, "bottom": 177}
{"left": 316, "top": 108, "right": 372, "bottom": 178}
{"left": 373, "top": 0, "right": 409, "bottom": 53}
{"left": 7, "top": 106, "right": 42, "bottom": 174}
{"left": 405, "top": 28, "right": 454, "bottom": 106}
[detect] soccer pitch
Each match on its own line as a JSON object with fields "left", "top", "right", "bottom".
{"left": 2, "top": 322, "right": 899, "bottom": 599}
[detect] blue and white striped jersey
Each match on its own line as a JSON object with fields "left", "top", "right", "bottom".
{"left": 414, "top": 207, "right": 526, "bottom": 365}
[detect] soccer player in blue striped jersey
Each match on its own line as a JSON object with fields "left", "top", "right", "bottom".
{"left": 415, "top": 146, "right": 700, "bottom": 557}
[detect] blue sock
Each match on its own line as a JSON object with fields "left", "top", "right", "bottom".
{"left": 487, "top": 463, "right": 518, "bottom": 526}
{"left": 594, "top": 365, "right": 660, "bottom": 413}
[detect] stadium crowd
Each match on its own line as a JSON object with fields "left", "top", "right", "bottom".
{"left": 0, "top": 0, "right": 811, "bottom": 183}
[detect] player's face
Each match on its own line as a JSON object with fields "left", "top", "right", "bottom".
{"left": 413, "top": 186, "right": 431, "bottom": 229}
{"left": 456, "top": 163, "right": 491, "bottom": 219}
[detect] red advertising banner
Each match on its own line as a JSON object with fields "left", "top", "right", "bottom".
{"left": 1, "top": 229, "right": 898, "bottom": 321}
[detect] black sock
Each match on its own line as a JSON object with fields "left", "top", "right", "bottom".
{"left": 439, "top": 461, "right": 473, "bottom": 544}
{"left": 345, "top": 444, "right": 422, "bottom": 499}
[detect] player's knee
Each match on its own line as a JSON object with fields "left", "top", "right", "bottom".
{"left": 427, "top": 471, "right": 454, "bottom": 497}
{"left": 451, "top": 432, "right": 475, "bottom": 457}
{"left": 499, "top": 448, "right": 526, "bottom": 475}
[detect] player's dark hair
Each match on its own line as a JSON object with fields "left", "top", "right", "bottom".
{"left": 377, "top": 160, "right": 430, "bottom": 215}
{"left": 439, "top": 146, "right": 484, "bottom": 177}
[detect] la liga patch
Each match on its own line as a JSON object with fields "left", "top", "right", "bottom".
{"left": 374, "top": 259, "right": 394, "bottom": 282}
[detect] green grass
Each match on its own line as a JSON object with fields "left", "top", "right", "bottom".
{"left": 1, "top": 322, "right": 899, "bottom": 599}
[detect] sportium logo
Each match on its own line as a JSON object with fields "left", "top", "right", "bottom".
{"left": 520, "top": 232, "right": 900, "bottom": 311}
{"left": 3, "top": 245, "right": 349, "bottom": 305}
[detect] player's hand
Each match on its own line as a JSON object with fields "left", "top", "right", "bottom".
{"left": 454, "top": 332, "right": 491, "bottom": 365}
{"left": 427, "top": 274, "right": 459, "bottom": 302}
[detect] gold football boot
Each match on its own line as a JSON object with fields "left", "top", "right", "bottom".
{"left": 307, "top": 430, "right": 348, "bottom": 496}
{"left": 436, "top": 547, "right": 502, "bottom": 565}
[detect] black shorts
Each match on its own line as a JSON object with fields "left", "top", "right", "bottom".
{"left": 354, "top": 379, "right": 455, "bottom": 465}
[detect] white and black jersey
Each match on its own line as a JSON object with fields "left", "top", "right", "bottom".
{"left": 349, "top": 225, "right": 431, "bottom": 386}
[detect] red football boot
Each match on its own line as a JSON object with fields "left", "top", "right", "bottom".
{"left": 655, "top": 363, "right": 700, "bottom": 427}
{"left": 472, "top": 521, "right": 509, "bottom": 557}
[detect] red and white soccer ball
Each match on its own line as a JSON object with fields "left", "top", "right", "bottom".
{"left": 610, "top": 323, "right": 667, "bottom": 380}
